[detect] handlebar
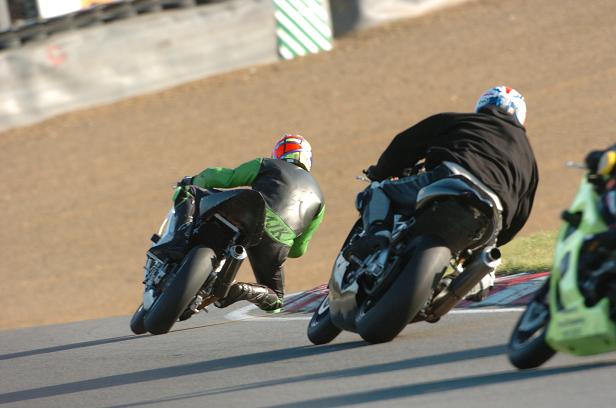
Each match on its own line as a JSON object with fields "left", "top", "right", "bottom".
{"left": 565, "top": 161, "right": 587, "bottom": 170}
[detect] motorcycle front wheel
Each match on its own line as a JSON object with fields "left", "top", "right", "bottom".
{"left": 508, "top": 279, "right": 556, "bottom": 369}
{"left": 129, "top": 304, "right": 147, "bottom": 335}
{"left": 144, "top": 246, "right": 216, "bottom": 335}
{"left": 307, "top": 295, "right": 342, "bottom": 345}
{"left": 356, "top": 235, "right": 451, "bottom": 344}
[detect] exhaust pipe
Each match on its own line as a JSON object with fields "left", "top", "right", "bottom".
{"left": 213, "top": 245, "right": 247, "bottom": 299}
{"left": 427, "top": 246, "right": 501, "bottom": 320}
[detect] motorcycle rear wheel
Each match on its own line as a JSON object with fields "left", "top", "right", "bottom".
{"left": 356, "top": 235, "right": 451, "bottom": 344}
{"left": 144, "top": 246, "right": 216, "bottom": 335}
{"left": 307, "top": 296, "right": 341, "bottom": 345}
{"left": 508, "top": 279, "right": 556, "bottom": 369}
{"left": 129, "top": 304, "right": 147, "bottom": 335}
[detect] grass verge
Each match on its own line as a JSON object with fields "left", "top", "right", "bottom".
{"left": 497, "top": 231, "right": 557, "bottom": 276}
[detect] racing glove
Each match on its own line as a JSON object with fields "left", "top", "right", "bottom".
{"left": 363, "top": 165, "right": 385, "bottom": 182}
{"left": 177, "top": 176, "right": 194, "bottom": 187}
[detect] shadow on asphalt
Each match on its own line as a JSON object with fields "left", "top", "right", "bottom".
{"left": 0, "top": 335, "right": 141, "bottom": 361}
{"left": 100, "top": 346, "right": 616, "bottom": 408}
{"left": 137, "top": 344, "right": 510, "bottom": 402}
{"left": 4, "top": 337, "right": 615, "bottom": 407}
{"left": 266, "top": 360, "right": 616, "bottom": 408}
{"left": 100, "top": 343, "right": 510, "bottom": 408}
{"left": 0, "top": 318, "right": 239, "bottom": 361}
{"left": 0, "top": 340, "right": 365, "bottom": 404}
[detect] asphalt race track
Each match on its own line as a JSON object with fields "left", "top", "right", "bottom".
{"left": 2, "top": 306, "right": 615, "bottom": 408}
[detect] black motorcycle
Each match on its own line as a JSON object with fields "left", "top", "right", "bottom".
{"left": 130, "top": 187, "right": 265, "bottom": 335}
{"left": 307, "top": 162, "right": 503, "bottom": 344}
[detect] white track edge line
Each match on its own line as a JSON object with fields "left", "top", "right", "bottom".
{"left": 225, "top": 302, "right": 525, "bottom": 322}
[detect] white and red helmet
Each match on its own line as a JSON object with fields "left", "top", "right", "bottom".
{"left": 475, "top": 86, "right": 527, "bottom": 126}
{"left": 272, "top": 134, "right": 313, "bottom": 171}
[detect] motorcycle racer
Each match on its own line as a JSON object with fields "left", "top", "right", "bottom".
{"left": 508, "top": 145, "right": 616, "bottom": 368}
{"left": 347, "top": 86, "right": 539, "bottom": 300}
{"left": 150, "top": 134, "right": 325, "bottom": 311}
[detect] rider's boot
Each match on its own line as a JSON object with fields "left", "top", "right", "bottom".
{"left": 148, "top": 194, "right": 196, "bottom": 262}
{"left": 215, "top": 282, "right": 282, "bottom": 311}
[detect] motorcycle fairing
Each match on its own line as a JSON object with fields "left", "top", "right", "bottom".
{"left": 149, "top": 207, "right": 177, "bottom": 250}
{"left": 328, "top": 253, "right": 360, "bottom": 332}
{"left": 415, "top": 176, "right": 498, "bottom": 220}
{"left": 414, "top": 176, "right": 501, "bottom": 252}
{"left": 198, "top": 189, "right": 266, "bottom": 247}
{"left": 546, "top": 177, "right": 616, "bottom": 355}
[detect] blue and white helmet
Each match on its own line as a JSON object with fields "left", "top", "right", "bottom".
{"left": 475, "top": 86, "right": 527, "bottom": 126}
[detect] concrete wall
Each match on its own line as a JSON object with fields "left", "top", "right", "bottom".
{"left": 0, "top": 0, "right": 9, "bottom": 31}
{"left": 330, "top": 0, "right": 470, "bottom": 36}
{"left": 0, "top": 0, "right": 469, "bottom": 132}
{"left": 0, "top": 0, "right": 278, "bottom": 131}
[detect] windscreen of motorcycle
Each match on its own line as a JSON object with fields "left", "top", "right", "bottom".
{"left": 153, "top": 207, "right": 175, "bottom": 247}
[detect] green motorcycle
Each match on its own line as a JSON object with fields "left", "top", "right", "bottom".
{"left": 508, "top": 151, "right": 616, "bottom": 369}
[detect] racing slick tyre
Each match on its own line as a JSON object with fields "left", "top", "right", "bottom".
{"left": 307, "top": 296, "right": 342, "bottom": 345}
{"left": 508, "top": 279, "right": 556, "bottom": 369}
{"left": 356, "top": 235, "right": 451, "bottom": 344}
{"left": 144, "top": 247, "right": 216, "bottom": 335}
{"left": 129, "top": 304, "right": 147, "bottom": 335}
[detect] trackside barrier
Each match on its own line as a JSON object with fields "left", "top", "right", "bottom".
{"left": 0, "top": 0, "right": 216, "bottom": 50}
{"left": 274, "top": 0, "right": 333, "bottom": 60}
{"left": 0, "top": 0, "right": 468, "bottom": 132}
{"left": 329, "top": 0, "right": 471, "bottom": 36}
{"left": 0, "top": 0, "right": 278, "bottom": 131}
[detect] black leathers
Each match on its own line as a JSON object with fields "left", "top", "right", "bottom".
{"left": 368, "top": 106, "right": 538, "bottom": 245}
